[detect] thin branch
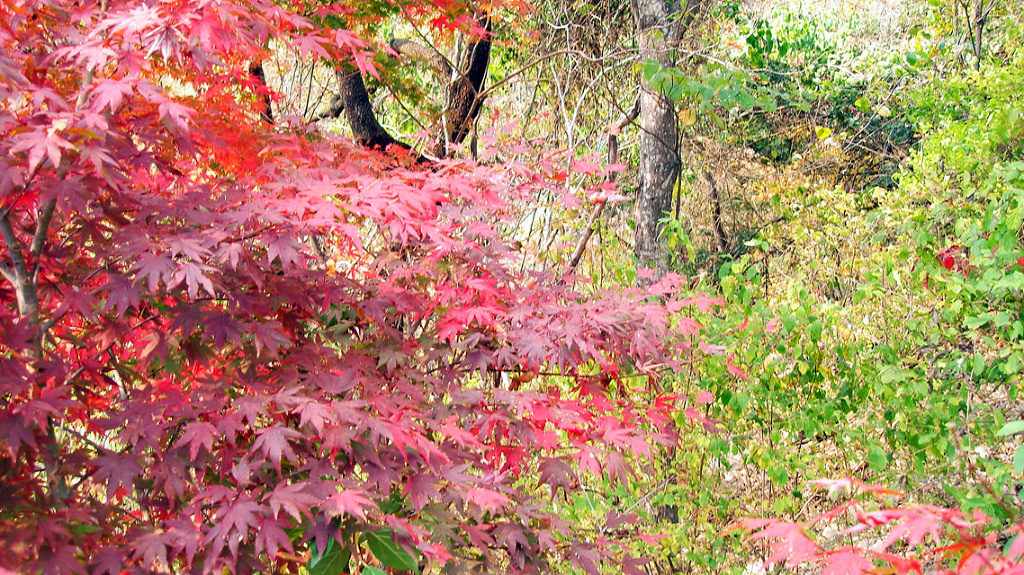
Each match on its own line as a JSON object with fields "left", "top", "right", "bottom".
{"left": 566, "top": 95, "right": 641, "bottom": 272}
{"left": 479, "top": 48, "right": 640, "bottom": 101}
{"left": 0, "top": 212, "right": 29, "bottom": 283}
{"left": 63, "top": 313, "right": 160, "bottom": 386}
{"left": 389, "top": 38, "right": 453, "bottom": 78}
{"left": 31, "top": 199, "right": 55, "bottom": 260}
{"left": 702, "top": 170, "right": 729, "bottom": 253}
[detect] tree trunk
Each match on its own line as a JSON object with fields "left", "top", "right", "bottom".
{"left": 434, "top": 16, "right": 492, "bottom": 158}
{"left": 335, "top": 70, "right": 412, "bottom": 152}
{"left": 329, "top": 15, "right": 491, "bottom": 159}
{"left": 630, "top": 0, "right": 709, "bottom": 270}
{"left": 631, "top": 0, "right": 681, "bottom": 270}
{"left": 249, "top": 63, "right": 274, "bottom": 124}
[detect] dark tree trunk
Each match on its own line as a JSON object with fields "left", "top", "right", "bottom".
{"left": 328, "top": 15, "right": 491, "bottom": 159}
{"left": 335, "top": 70, "right": 412, "bottom": 152}
{"left": 249, "top": 63, "right": 274, "bottom": 124}
{"left": 434, "top": 16, "right": 492, "bottom": 158}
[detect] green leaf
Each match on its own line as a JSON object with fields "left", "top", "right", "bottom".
{"left": 708, "top": 111, "right": 726, "bottom": 129}
{"left": 1015, "top": 445, "right": 1024, "bottom": 473}
{"left": 642, "top": 59, "right": 660, "bottom": 82}
{"left": 997, "top": 420, "right": 1024, "bottom": 436}
{"left": 767, "top": 465, "right": 789, "bottom": 485}
{"left": 364, "top": 529, "right": 419, "bottom": 573}
{"left": 736, "top": 90, "right": 757, "bottom": 109}
{"left": 879, "top": 368, "right": 907, "bottom": 384}
{"left": 718, "top": 88, "right": 736, "bottom": 108}
{"left": 666, "top": 82, "right": 684, "bottom": 101}
{"left": 808, "top": 320, "right": 823, "bottom": 343}
{"left": 309, "top": 539, "right": 351, "bottom": 575}
{"left": 363, "top": 567, "right": 389, "bottom": 575}
{"left": 70, "top": 523, "right": 103, "bottom": 535}
{"left": 965, "top": 315, "right": 990, "bottom": 330}
{"left": 1006, "top": 533, "right": 1023, "bottom": 560}
{"left": 867, "top": 447, "right": 888, "bottom": 472}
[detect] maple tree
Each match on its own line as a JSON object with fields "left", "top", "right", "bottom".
{"left": 0, "top": 1, "right": 721, "bottom": 574}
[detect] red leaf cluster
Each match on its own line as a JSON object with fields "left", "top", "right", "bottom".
{"left": 736, "top": 479, "right": 1024, "bottom": 575}
{"left": 0, "top": 1, "right": 720, "bottom": 574}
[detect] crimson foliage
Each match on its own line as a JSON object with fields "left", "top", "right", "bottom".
{"left": 736, "top": 479, "right": 1024, "bottom": 575}
{"left": 0, "top": 1, "right": 720, "bottom": 574}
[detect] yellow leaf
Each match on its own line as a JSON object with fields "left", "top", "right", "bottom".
{"left": 679, "top": 108, "right": 697, "bottom": 127}
{"left": 815, "top": 126, "right": 832, "bottom": 140}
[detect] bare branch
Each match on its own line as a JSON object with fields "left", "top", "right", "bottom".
{"left": 389, "top": 39, "right": 453, "bottom": 78}
{"left": 31, "top": 199, "right": 55, "bottom": 260}
{"left": 0, "top": 212, "right": 28, "bottom": 281}
{"left": 313, "top": 94, "right": 345, "bottom": 122}
{"left": 0, "top": 211, "right": 39, "bottom": 319}
{"left": 567, "top": 95, "right": 641, "bottom": 272}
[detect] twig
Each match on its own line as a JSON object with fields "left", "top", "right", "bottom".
{"left": 566, "top": 95, "right": 641, "bottom": 272}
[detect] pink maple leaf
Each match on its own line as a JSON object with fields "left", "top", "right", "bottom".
{"left": 90, "top": 79, "right": 134, "bottom": 112}
{"left": 727, "top": 354, "right": 749, "bottom": 381}
{"left": 157, "top": 99, "right": 194, "bottom": 133}
{"left": 254, "top": 517, "right": 294, "bottom": 560}
{"left": 10, "top": 126, "right": 75, "bottom": 172}
{"left": 175, "top": 420, "right": 218, "bottom": 460}
{"left": 466, "top": 487, "right": 511, "bottom": 512}
{"left": 694, "top": 390, "right": 715, "bottom": 404}
{"left": 267, "top": 482, "right": 319, "bottom": 521}
{"left": 741, "top": 519, "right": 818, "bottom": 568}
{"left": 820, "top": 549, "right": 874, "bottom": 575}
{"left": 321, "top": 489, "right": 376, "bottom": 520}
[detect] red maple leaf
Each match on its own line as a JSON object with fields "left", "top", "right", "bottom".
{"left": 250, "top": 425, "right": 301, "bottom": 470}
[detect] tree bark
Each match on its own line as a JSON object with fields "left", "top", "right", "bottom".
{"left": 702, "top": 170, "right": 728, "bottom": 253}
{"left": 434, "top": 15, "right": 492, "bottom": 158}
{"left": 330, "top": 15, "right": 491, "bottom": 159}
{"left": 389, "top": 39, "right": 453, "bottom": 79}
{"left": 249, "top": 63, "right": 274, "bottom": 124}
{"left": 630, "top": 0, "right": 709, "bottom": 269}
{"left": 335, "top": 70, "right": 412, "bottom": 152}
